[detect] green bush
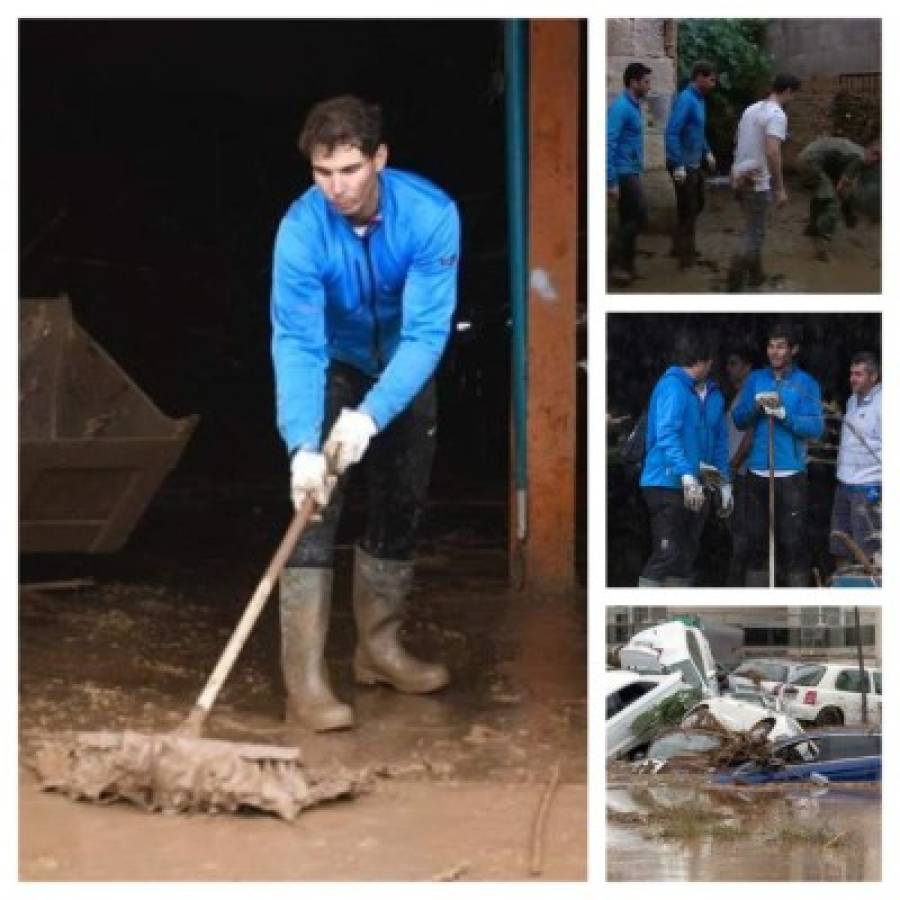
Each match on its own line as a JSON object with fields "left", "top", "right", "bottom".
{"left": 676, "top": 19, "right": 773, "bottom": 168}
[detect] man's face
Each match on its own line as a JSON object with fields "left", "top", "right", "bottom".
{"left": 630, "top": 74, "right": 651, "bottom": 98}
{"left": 767, "top": 337, "right": 795, "bottom": 372}
{"left": 695, "top": 72, "right": 717, "bottom": 95}
{"left": 310, "top": 143, "right": 387, "bottom": 222}
{"left": 725, "top": 354, "right": 751, "bottom": 387}
{"left": 694, "top": 358, "right": 714, "bottom": 381}
{"left": 849, "top": 363, "right": 878, "bottom": 397}
{"left": 780, "top": 88, "right": 796, "bottom": 109}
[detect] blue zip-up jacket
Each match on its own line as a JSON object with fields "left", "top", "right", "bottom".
{"left": 607, "top": 90, "right": 644, "bottom": 187}
{"left": 698, "top": 380, "right": 731, "bottom": 479}
{"left": 665, "top": 84, "right": 710, "bottom": 169}
{"left": 271, "top": 168, "right": 460, "bottom": 455}
{"left": 732, "top": 366, "right": 824, "bottom": 472}
{"left": 640, "top": 366, "right": 704, "bottom": 489}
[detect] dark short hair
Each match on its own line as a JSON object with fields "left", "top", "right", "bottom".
{"left": 623, "top": 62, "right": 652, "bottom": 88}
{"left": 672, "top": 330, "right": 715, "bottom": 367}
{"left": 851, "top": 351, "right": 880, "bottom": 376}
{"left": 691, "top": 60, "right": 716, "bottom": 79}
{"left": 298, "top": 95, "right": 383, "bottom": 158}
{"left": 726, "top": 343, "right": 755, "bottom": 366}
{"left": 767, "top": 320, "right": 800, "bottom": 347}
{"left": 772, "top": 73, "right": 801, "bottom": 94}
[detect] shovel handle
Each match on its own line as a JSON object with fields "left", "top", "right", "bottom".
{"left": 768, "top": 415, "right": 776, "bottom": 589}
{"left": 188, "top": 498, "right": 316, "bottom": 725}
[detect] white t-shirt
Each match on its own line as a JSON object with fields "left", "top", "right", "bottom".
{"left": 733, "top": 99, "right": 788, "bottom": 192}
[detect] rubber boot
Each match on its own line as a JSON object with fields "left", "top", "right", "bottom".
{"left": 813, "top": 236, "right": 831, "bottom": 262}
{"left": 663, "top": 576, "right": 693, "bottom": 587}
{"left": 280, "top": 567, "right": 353, "bottom": 732}
{"left": 353, "top": 547, "right": 450, "bottom": 694}
{"left": 745, "top": 569, "right": 769, "bottom": 587}
{"left": 786, "top": 570, "right": 809, "bottom": 588}
{"left": 638, "top": 576, "right": 662, "bottom": 588}
{"left": 726, "top": 256, "right": 746, "bottom": 292}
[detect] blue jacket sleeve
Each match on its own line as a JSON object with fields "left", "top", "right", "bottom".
{"left": 731, "top": 374, "right": 758, "bottom": 429}
{"left": 607, "top": 101, "right": 623, "bottom": 187}
{"left": 665, "top": 92, "right": 688, "bottom": 168}
{"left": 270, "top": 211, "right": 328, "bottom": 455}
{"left": 358, "top": 203, "right": 460, "bottom": 430}
{"left": 783, "top": 376, "right": 825, "bottom": 439}
{"left": 655, "top": 385, "right": 694, "bottom": 478}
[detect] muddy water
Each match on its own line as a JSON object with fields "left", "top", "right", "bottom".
{"left": 608, "top": 175, "right": 880, "bottom": 294}
{"left": 607, "top": 779, "right": 880, "bottom": 881}
{"left": 19, "top": 509, "right": 586, "bottom": 880}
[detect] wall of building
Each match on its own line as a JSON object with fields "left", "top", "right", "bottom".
{"left": 606, "top": 605, "right": 881, "bottom": 663}
{"left": 606, "top": 18, "right": 677, "bottom": 230}
{"left": 765, "top": 19, "right": 882, "bottom": 169}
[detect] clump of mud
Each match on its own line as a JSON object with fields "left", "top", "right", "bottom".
{"left": 32, "top": 730, "right": 372, "bottom": 821}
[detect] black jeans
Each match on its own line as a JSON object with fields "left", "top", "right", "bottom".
{"left": 641, "top": 487, "right": 707, "bottom": 582}
{"left": 288, "top": 361, "right": 437, "bottom": 568}
{"left": 669, "top": 166, "right": 705, "bottom": 260}
{"left": 746, "top": 472, "right": 809, "bottom": 578}
{"left": 610, "top": 174, "right": 648, "bottom": 273}
{"left": 726, "top": 473, "right": 752, "bottom": 586}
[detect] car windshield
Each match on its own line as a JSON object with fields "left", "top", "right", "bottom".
{"left": 788, "top": 665, "right": 826, "bottom": 687}
{"left": 779, "top": 739, "right": 821, "bottom": 764}
{"left": 607, "top": 680, "right": 659, "bottom": 719}
{"left": 734, "top": 661, "right": 788, "bottom": 682}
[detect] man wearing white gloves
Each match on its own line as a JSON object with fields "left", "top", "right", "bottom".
{"left": 638, "top": 331, "right": 731, "bottom": 587}
{"left": 271, "top": 96, "right": 460, "bottom": 731}
{"left": 665, "top": 60, "right": 717, "bottom": 269}
{"left": 732, "top": 322, "right": 824, "bottom": 586}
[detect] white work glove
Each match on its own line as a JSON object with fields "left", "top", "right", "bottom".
{"left": 718, "top": 482, "right": 734, "bottom": 519}
{"left": 682, "top": 474, "right": 705, "bottom": 512}
{"left": 755, "top": 391, "right": 786, "bottom": 419}
{"left": 290, "top": 450, "right": 330, "bottom": 510}
{"left": 323, "top": 408, "right": 378, "bottom": 475}
{"left": 705, "top": 151, "right": 716, "bottom": 171}
{"left": 672, "top": 166, "right": 687, "bottom": 184}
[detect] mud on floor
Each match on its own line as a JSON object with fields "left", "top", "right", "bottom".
{"left": 19, "top": 528, "right": 587, "bottom": 880}
{"left": 608, "top": 175, "right": 881, "bottom": 294}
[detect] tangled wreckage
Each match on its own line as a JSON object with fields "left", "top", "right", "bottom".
{"left": 606, "top": 621, "right": 882, "bottom": 784}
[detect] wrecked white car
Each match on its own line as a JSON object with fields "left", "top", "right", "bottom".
{"left": 618, "top": 621, "right": 719, "bottom": 697}
{"left": 606, "top": 670, "right": 687, "bottom": 761}
{"left": 681, "top": 694, "right": 805, "bottom": 742}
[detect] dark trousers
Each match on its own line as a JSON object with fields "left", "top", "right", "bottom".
{"left": 610, "top": 174, "right": 648, "bottom": 273}
{"left": 641, "top": 487, "right": 707, "bottom": 582}
{"left": 746, "top": 472, "right": 809, "bottom": 580}
{"left": 726, "top": 473, "right": 752, "bottom": 587}
{"left": 288, "top": 361, "right": 437, "bottom": 568}
{"left": 669, "top": 167, "right": 705, "bottom": 262}
{"left": 829, "top": 483, "right": 881, "bottom": 561}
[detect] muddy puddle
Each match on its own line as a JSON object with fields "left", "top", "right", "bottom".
{"left": 608, "top": 175, "right": 880, "bottom": 294}
{"left": 19, "top": 504, "right": 587, "bottom": 879}
{"left": 607, "top": 776, "right": 880, "bottom": 881}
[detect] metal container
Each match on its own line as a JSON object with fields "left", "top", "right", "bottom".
{"left": 20, "top": 296, "right": 198, "bottom": 553}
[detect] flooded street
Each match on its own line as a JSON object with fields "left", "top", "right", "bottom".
{"left": 608, "top": 174, "right": 881, "bottom": 294}
{"left": 607, "top": 774, "right": 880, "bottom": 881}
{"left": 19, "top": 490, "right": 586, "bottom": 880}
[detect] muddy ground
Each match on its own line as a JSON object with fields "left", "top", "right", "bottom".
{"left": 19, "top": 485, "right": 587, "bottom": 881}
{"left": 608, "top": 174, "right": 881, "bottom": 294}
{"left": 607, "top": 770, "right": 881, "bottom": 881}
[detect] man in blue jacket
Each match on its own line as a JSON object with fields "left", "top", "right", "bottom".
{"left": 270, "top": 95, "right": 459, "bottom": 731}
{"left": 639, "top": 332, "right": 732, "bottom": 587}
{"left": 665, "top": 61, "right": 717, "bottom": 269}
{"left": 607, "top": 62, "right": 652, "bottom": 286}
{"left": 732, "top": 323, "right": 824, "bottom": 586}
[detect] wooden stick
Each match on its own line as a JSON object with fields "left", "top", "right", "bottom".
{"left": 529, "top": 760, "right": 562, "bottom": 877}
{"left": 20, "top": 578, "right": 95, "bottom": 593}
